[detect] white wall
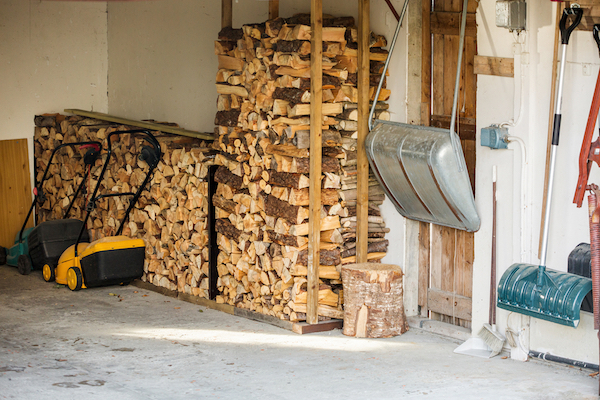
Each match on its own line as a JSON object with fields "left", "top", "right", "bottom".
{"left": 0, "top": 0, "right": 108, "bottom": 175}
{"left": 106, "top": 0, "right": 408, "bottom": 263}
{"left": 476, "top": 1, "right": 598, "bottom": 363}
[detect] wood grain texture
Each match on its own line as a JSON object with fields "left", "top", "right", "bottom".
{"left": 356, "top": 0, "right": 370, "bottom": 263}
{"left": 342, "top": 263, "right": 409, "bottom": 337}
{"left": 307, "top": 0, "right": 323, "bottom": 325}
{"left": 0, "top": 139, "right": 32, "bottom": 248}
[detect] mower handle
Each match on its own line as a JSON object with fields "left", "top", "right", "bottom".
{"left": 74, "top": 129, "right": 162, "bottom": 254}
{"left": 560, "top": 7, "right": 583, "bottom": 45}
{"left": 18, "top": 140, "right": 102, "bottom": 243}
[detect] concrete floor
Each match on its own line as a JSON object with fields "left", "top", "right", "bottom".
{"left": 0, "top": 265, "right": 597, "bottom": 400}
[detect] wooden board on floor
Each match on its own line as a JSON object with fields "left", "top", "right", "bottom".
{"left": 0, "top": 139, "right": 32, "bottom": 248}
{"left": 132, "top": 280, "right": 342, "bottom": 334}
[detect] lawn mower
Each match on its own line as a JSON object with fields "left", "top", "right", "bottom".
{"left": 0, "top": 141, "right": 101, "bottom": 275}
{"left": 46, "top": 129, "right": 161, "bottom": 291}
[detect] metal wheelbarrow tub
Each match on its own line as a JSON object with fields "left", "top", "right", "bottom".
{"left": 366, "top": 120, "right": 481, "bottom": 232}
{"left": 497, "top": 263, "right": 592, "bottom": 328}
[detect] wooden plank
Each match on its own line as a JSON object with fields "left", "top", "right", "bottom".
{"left": 432, "top": 33, "right": 445, "bottom": 118}
{"left": 427, "top": 288, "right": 472, "bottom": 321}
{"left": 292, "top": 319, "right": 344, "bottom": 334}
{"left": 222, "top": 0, "right": 232, "bottom": 29}
{"left": 430, "top": 12, "right": 476, "bottom": 37}
{"left": 64, "top": 109, "right": 214, "bottom": 140}
{"left": 443, "top": 34, "right": 458, "bottom": 117}
{"left": 464, "top": 36, "right": 477, "bottom": 120}
{"left": 234, "top": 307, "right": 295, "bottom": 330}
{"left": 430, "top": 115, "right": 476, "bottom": 141}
{"left": 418, "top": 221, "right": 430, "bottom": 317}
{"left": 0, "top": 139, "right": 32, "bottom": 248}
{"left": 421, "top": 0, "right": 432, "bottom": 126}
{"left": 133, "top": 280, "right": 338, "bottom": 334}
{"left": 356, "top": 0, "right": 370, "bottom": 263}
{"left": 307, "top": 0, "right": 323, "bottom": 325}
{"left": 269, "top": 0, "right": 279, "bottom": 19}
{"left": 474, "top": 55, "right": 514, "bottom": 77}
{"left": 566, "top": 1, "right": 600, "bottom": 31}
{"left": 429, "top": 224, "right": 443, "bottom": 321}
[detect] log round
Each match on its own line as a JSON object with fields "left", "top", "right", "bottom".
{"left": 341, "top": 263, "right": 408, "bottom": 338}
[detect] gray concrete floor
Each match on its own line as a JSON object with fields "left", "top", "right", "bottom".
{"left": 0, "top": 265, "right": 597, "bottom": 400}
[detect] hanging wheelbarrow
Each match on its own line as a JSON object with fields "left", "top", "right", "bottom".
{"left": 497, "top": 7, "right": 592, "bottom": 328}
{"left": 365, "top": 0, "right": 480, "bottom": 232}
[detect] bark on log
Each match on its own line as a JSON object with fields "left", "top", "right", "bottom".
{"left": 342, "top": 263, "right": 408, "bottom": 338}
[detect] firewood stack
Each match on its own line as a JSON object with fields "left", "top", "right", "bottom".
{"left": 34, "top": 114, "right": 216, "bottom": 297}
{"left": 212, "top": 14, "right": 390, "bottom": 321}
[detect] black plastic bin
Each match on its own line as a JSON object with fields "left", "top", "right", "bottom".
{"left": 28, "top": 219, "right": 90, "bottom": 270}
{"left": 80, "top": 246, "right": 145, "bottom": 288}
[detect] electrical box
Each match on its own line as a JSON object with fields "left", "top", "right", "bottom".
{"left": 496, "top": 0, "right": 526, "bottom": 32}
{"left": 481, "top": 126, "right": 509, "bottom": 149}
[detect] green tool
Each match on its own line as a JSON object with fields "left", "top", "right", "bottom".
{"left": 497, "top": 7, "right": 592, "bottom": 328}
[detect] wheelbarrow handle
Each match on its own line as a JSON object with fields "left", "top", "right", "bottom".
{"left": 560, "top": 7, "right": 583, "bottom": 45}
{"left": 593, "top": 24, "right": 600, "bottom": 56}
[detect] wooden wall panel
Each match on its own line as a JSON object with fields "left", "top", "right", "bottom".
{"left": 0, "top": 139, "right": 32, "bottom": 248}
{"left": 424, "top": 0, "right": 477, "bottom": 327}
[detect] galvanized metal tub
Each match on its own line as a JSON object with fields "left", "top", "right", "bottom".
{"left": 366, "top": 120, "right": 481, "bottom": 232}
{"left": 497, "top": 263, "right": 593, "bottom": 327}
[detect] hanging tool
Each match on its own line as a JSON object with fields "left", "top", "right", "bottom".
{"left": 497, "top": 7, "right": 593, "bottom": 328}
{"left": 365, "top": 0, "right": 480, "bottom": 232}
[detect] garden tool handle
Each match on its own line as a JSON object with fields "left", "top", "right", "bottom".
{"left": 560, "top": 7, "right": 583, "bottom": 45}
{"left": 594, "top": 24, "right": 600, "bottom": 56}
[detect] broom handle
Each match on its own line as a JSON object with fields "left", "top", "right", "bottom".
{"left": 490, "top": 166, "right": 497, "bottom": 326}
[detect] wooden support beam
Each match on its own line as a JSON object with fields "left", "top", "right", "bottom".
{"left": 222, "top": 0, "right": 232, "bottom": 29}
{"left": 307, "top": 0, "right": 323, "bottom": 325}
{"left": 356, "top": 0, "right": 370, "bottom": 263}
{"left": 473, "top": 55, "right": 514, "bottom": 77}
{"left": 269, "top": 0, "right": 279, "bottom": 19}
{"left": 64, "top": 109, "right": 214, "bottom": 140}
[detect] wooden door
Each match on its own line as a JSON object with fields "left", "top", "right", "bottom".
{"left": 0, "top": 139, "right": 33, "bottom": 248}
{"left": 419, "top": 0, "right": 477, "bottom": 328}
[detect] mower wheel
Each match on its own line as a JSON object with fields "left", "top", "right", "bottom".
{"left": 17, "top": 255, "right": 32, "bottom": 275}
{"left": 42, "top": 264, "right": 55, "bottom": 282}
{"left": 0, "top": 247, "right": 6, "bottom": 265}
{"left": 67, "top": 267, "right": 83, "bottom": 291}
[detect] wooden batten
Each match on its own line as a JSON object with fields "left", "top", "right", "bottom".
{"left": 222, "top": 0, "right": 232, "bottom": 29}
{"left": 356, "top": 0, "right": 370, "bottom": 263}
{"left": 307, "top": 0, "right": 323, "bottom": 325}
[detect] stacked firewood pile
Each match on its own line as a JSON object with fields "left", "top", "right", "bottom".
{"left": 33, "top": 114, "right": 216, "bottom": 297}
{"left": 212, "top": 14, "right": 390, "bottom": 321}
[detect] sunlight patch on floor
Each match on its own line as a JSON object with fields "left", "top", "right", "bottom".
{"left": 115, "top": 328, "right": 415, "bottom": 351}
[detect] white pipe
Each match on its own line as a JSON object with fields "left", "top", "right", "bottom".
{"left": 506, "top": 135, "right": 528, "bottom": 263}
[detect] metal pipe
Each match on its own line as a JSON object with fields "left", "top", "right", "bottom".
{"left": 529, "top": 350, "right": 599, "bottom": 372}
{"left": 368, "top": 0, "right": 410, "bottom": 131}
{"left": 449, "top": 0, "right": 469, "bottom": 172}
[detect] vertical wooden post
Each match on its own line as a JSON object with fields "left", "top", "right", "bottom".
{"left": 307, "top": 0, "right": 323, "bottom": 325}
{"left": 356, "top": 0, "right": 370, "bottom": 264}
{"left": 222, "top": 0, "right": 232, "bottom": 29}
{"left": 269, "top": 0, "right": 279, "bottom": 20}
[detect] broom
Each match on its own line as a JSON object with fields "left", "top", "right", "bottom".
{"left": 478, "top": 166, "right": 506, "bottom": 357}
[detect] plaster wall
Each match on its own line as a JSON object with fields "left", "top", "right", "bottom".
{"left": 0, "top": 0, "right": 108, "bottom": 180}
{"left": 106, "top": 0, "right": 408, "bottom": 264}
{"left": 476, "top": 1, "right": 598, "bottom": 363}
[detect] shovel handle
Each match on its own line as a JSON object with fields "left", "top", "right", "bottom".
{"left": 560, "top": 7, "right": 583, "bottom": 45}
{"left": 594, "top": 24, "right": 600, "bottom": 56}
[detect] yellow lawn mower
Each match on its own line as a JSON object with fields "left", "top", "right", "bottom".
{"left": 44, "top": 129, "right": 161, "bottom": 291}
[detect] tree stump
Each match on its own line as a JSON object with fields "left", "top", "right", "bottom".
{"left": 341, "top": 263, "right": 408, "bottom": 338}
